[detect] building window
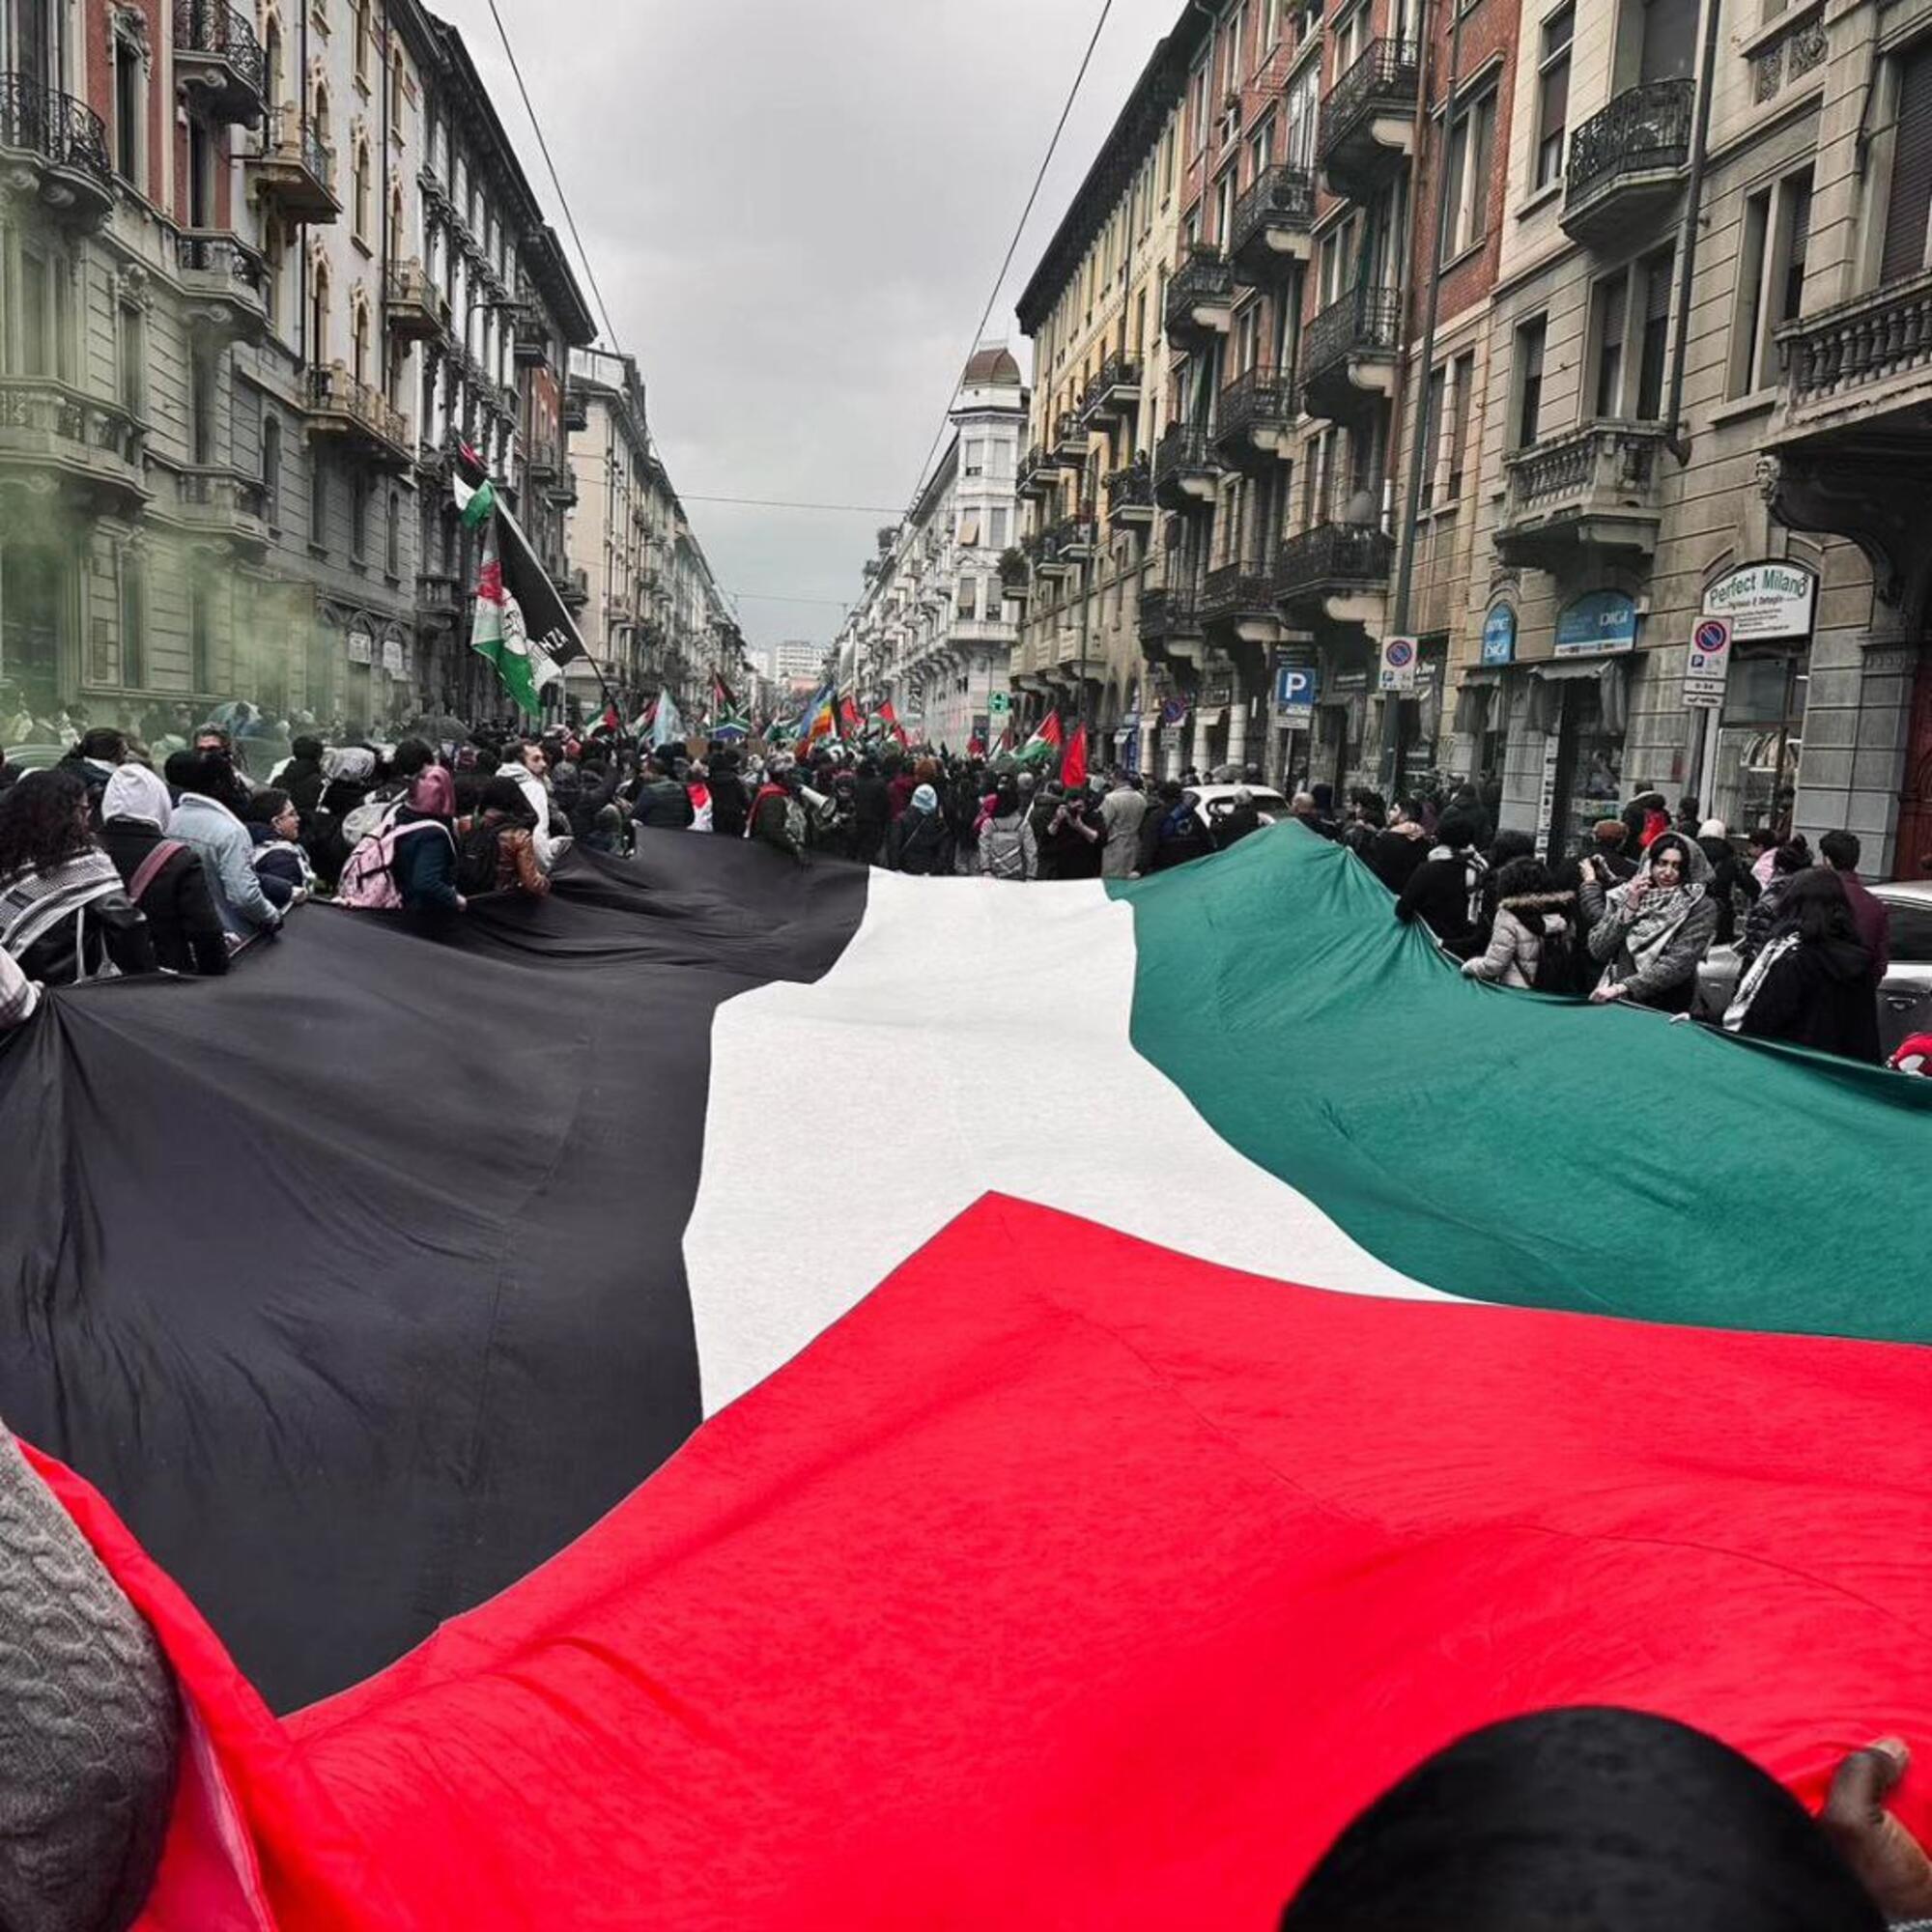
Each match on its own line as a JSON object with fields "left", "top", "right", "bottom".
{"left": 189, "top": 349, "right": 215, "bottom": 466}
{"left": 1729, "top": 170, "right": 1811, "bottom": 396}
{"left": 1514, "top": 315, "right": 1547, "bottom": 448}
{"left": 1592, "top": 269, "right": 1628, "bottom": 416}
{"left": 1535, "top": 7, "right": 1573, "bottom": 190}
{"left": 189, "top": 581, "right": 213, "bottom": 695}
{"left": 387, "top": 489, "right": 401, "bottom": 576}
{"left": 989, "top": 505, "right": 1009, "bottom": 548}
{"left": 1880, "top": 42, "right": 1932, "bottom": 283}
{"left": 120, "top": 546, "right": 147, "bottom": 691}
{"left": 391, "top": 48, "right": 407, "bottom": 128}
{"left": 113, "top": 30, "right": 142, "bottom": 188}
{"left": 311, "top": 454, "right": 328, "bottom": 549}
{"left": 354, "top": 0, "right": 374, "bottom": 90}
{"left": 1635, "top": 246, "right": 1675, "bottom": 419}
{"left": 352, "top": 301, "right": 370, "bottom": 387}
{"left": 1446, "top": 351, "right": 1474, "bottom": 501}
{"left": 353, "top": 139, "right": 371, "bottom": 245}
{"left": 263, "top": 415, "right": 282, "bottom": 529}
{"left": 1419, "top": 364, "right": 1445, "bottom": 509}
{"left": 117, "top": 301, "right": 144, "bottom": 417}
{"left": 963, "top": 439, "right": 985, "bottom": 478}
{"left": 309, "top": 259, "right": 329, "bottom": 363}
{"left": 352, "top": 472, "right": 370, "bottom": 559}
{"left": 1440, "top": 90, "right": 1497, "bottom": 261}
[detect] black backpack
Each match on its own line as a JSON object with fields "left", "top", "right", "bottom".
{"left": 456, "top": 820, "right": 505, "bottom": 896}
{"left": 1531, "top": 915, "right": 1577, "bottom": 995}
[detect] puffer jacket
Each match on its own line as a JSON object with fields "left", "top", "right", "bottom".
{"left": 1463, "top": 893, "right": 1576, "bottom": 991}
{"left": 979, "top": 810, "right": 1037, "bottom": 881}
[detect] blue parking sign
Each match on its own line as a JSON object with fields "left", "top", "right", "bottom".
{"left": 1274, "top": 662, "right": 1319, "bottom": 712}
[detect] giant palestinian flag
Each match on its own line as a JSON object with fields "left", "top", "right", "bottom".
{"left": 3, "top": 827, "right": 1931, "bottom": 1924}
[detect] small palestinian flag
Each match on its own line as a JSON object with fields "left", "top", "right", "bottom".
{"left": 13, "top": 828, "right": 1932, "bottom": 1924}
{"left": 469, "top": 519, "right": 541, "bottom": 718}
{"left": 873, "top": 700, "right": 908, "bottom": 748}
{"left": 1013, "top": 710, "right": 1063, "bottom": 767}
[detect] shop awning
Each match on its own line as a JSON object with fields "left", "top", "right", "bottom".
{"left": 1528, "top": 658, "right": 1630, "bottom": 737}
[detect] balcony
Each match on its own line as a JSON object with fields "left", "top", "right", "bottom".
{"left": 512, "top": 303, "right": 549, "bottom": 366}
{"left": 247, "top": 108, "right": 338, "bottom": 222}
{"left": 1105, "top": 460, "right": 1154, "bottom": 529}
{"left": 1138, "top": 585, "right": 1205, "bottom": 666}
{"left": 0, "top": 378, "right": 147, "bottom": 515}
{"left": 1561, "top": 80, "right": 1694, "bottom": 247}
{"left": 1016, "top": 441, "right": 1067, "bottom": 500}
{"left": 1214, "top": 370, "right": 1295, "bottom": 470}
{"left": 176, "top": 466, "right": 269, "bottom": 554}
{"left": 1199, "top": 563, "right": 1286, "bottom": 643}
{"left": 1152, "top": 424, "right": 1223, "bottom": 513}
{"left": 172, "top": 1, "right": 265, "bottom": 127}
{"left": 1229, "top": 166, "right": 1316, "bottom": 280}
{"left": 1052, "top": 409, "right": 1091, "bottom": 464}
{"left": 385, "top": 259, "right": 448, "bottom": 342}
{"left": 1052, "top": 510, "right": 1097, "bottom": 564}
{"left": 1774, "top": 269, "right": 1932, "bottom": 453}
{"left": 1273, "top": 521, "right": 1392, "bottom": 628}
{"left": 1496, "top": 420, "right": 1668, "bottom": 569}
{"left": 1079, "top": 353, "right": 1144, "bottom": 429}
{"left": 561, "top": 385, "right": 589, "bottom": 435}
{"left": 419, "top": 568, "right": 466, "bottom": 620}
{"left": 553, "top": 565, "right": 590, "bottom": 610}
{"left": 1301, "top": 286, "right": 1401, "bottom": 423}
{"left": 1164, "top": 245, "right": 1236, "bottom": 351}
{"left": 303, "top": 363, "right": 412, "bottom": 469}
{"left": 1317, "top": 40, "right": 1419, "bottom": 201}
{"left": 0, "top": 74, "right": 114, "bottom": 227}
{"left": 546, "top": 463, "right": 579, "bottom": 508}
{"left": 525, "top": 436, "right": 561, "bottom": 482}
{"left": 175, "top": 230, "right": 268, "bottom": 342}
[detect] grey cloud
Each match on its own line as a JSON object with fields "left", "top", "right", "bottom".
{"left": 436, "top": 0, "right": 1181, "bottom": 647}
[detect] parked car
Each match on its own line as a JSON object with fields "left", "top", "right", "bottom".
{"left": 1694, "top": 877, "right": 1932, "bottom": 1058}
{"left": 1187, "top": 784, "right": 1291, "bottom": 835}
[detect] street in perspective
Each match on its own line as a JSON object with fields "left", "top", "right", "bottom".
{"left": 2, "top": 0, "right": 1932, "bottom": 1925}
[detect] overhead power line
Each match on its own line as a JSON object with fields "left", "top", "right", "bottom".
{"left": 726, "top": 590, "right": 867, "bottom": 610}
{"left": 680, "top": 494, "right": 906, "bottom": 517}
{"left": 482, "top": 0, "right": 620, "bottom": 349}
{"left": 904, "top": 0, "right": 1117, "bottom": 505}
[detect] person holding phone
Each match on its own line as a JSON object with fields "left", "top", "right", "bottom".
{"left": 1577, "top": 831, "right": 1719, "bottom": 1012}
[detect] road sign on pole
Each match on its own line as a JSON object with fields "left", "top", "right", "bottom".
{"left": 1378, "top": 635, "right": 1419, "bottom": 695}
{"left": 1684, "top": 616, "right": 1732, "bottom": 710}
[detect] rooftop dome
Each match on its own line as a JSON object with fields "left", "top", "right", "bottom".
{"left": 961, "top": 345, "right": 1022, "bottom": 387}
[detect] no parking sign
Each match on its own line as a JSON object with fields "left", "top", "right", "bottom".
{"left": 1378, "top": 635, "right": 1419, "bottom": 695}
{"left": 1684, "top": 616, "right": 1732, "bottom": 710}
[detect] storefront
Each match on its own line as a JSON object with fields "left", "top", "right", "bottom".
{"left": 1528, "top": 656, "right": 1632, "bottom": 865}
{"left": 1312, "top": 668, "right": 1370, "bottom": 798}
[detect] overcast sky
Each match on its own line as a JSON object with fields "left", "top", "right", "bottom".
{"left": 434, "top": 0, "right": 1182, "bottom": 653}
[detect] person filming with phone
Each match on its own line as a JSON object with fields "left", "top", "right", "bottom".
{"left": 1577, "top": 830, "right": 1719, "bottom": 1012}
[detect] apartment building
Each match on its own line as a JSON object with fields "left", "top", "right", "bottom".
{"left": 564, "top": 344, "right": 650, "bottom": 715}
{"left": 1013, "top": 18, "right": 1194, "bottom": 776}
{"left": 842, "top": 344, "right": 1026, "bottom": 751}
{"left": 1442, "top": 0, "right": 1932, "bottom": 877}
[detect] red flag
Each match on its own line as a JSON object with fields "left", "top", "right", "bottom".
{"left": 1060, "top": 722, "right": 1088, "bottom": 791}
{"left": 838, "top": 695, "right": 863, "bottom": 739}
{"left": 966, "top": 733, "right": 985, "bottom": 758}
{"left": 600, "top": 703, "right": 621, "bottom": 733}
{"left": 877, "top": 700, "right": 908, "bottom": 748}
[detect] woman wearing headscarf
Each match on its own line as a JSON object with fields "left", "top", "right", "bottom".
{"left": 0, "top": 769, "right": 156, "bottom": 984}
{"left": 889, "top": 782, "right": 953, "bottom": 876}
{"left": 303, "top": 746, "right": 380, "bottom": 889}
{"left": 99, "top": 763, "right": 228, "bottom": 976}
{"left": 1722, "top": 868, "right": 1882, "bottom": 1062}
{"left": 1695, "top": 816, "right": 1758, "bottom": 946}
{"left": 1578, "top": 829, "right": 1719, "bottom": 1012}
{"left": 390, "top": 763, "right": 465, "bottom": 916}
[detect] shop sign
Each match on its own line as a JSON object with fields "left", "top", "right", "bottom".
{"left": 1330, "top": 668, "right": 1370, "bottom": 696}
{"left": 1554, "top": 590, "right": 1638, "bottom": 657}
{"left": 1481, "top": 603, "right": 1518, "bottom": 667}
{"left": 1200, "top": 678, "right": 1234, "bottom": 707}
{"left": 345, "top": 625, "right": 375, "bottom": 666}
{"left": 1378, "top": 635, "right": 1419, "bottom": 694}
{"left": 1702, "top": 559, "right": 1817, "bottom": 642}
{"left": 382, "top": 638, "right": 406, "bottom": 678}
{"left": 1683, "top": 616, "right": 1732, "bottom": 711}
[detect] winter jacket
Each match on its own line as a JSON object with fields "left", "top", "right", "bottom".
{"left": 1463, "top": 894, "right": 1576, "bottom": 991}
{"left": 751, "top": 783, "right": 807, "bottom": 862}
{"left": 1148, "top": 803, "right": 1215, "bottom": 872}
{"left": 1578, "top": 841, "right": 1720, "bottom": 1012}
{"left": 1367, "top": 826, "right": 1430, "bottom": 895}
{"left": 1734, "top": 935, "right": 1882, "bottom": 1063}
{"left": 979, "top": 810, "right": 1038, "bottom": 881}
{"left": 1697, "top": 837, "right": 1759, "bottom": 947}
{"left": 390, "top": 810, "right": 463, "bottom": 914}
{"left": 1836, "top": 870, "right": 1890, "bottom": 981}
{"left": 709, "top": 771, "right": 753, "bottom": 840}
{"left": 169, "top": 793, "right": 282, "bottom": 937}
{"left": 1212, "top": 802, "right": 1263, "bottom": 851}
{"left": 632, "top": 776, "right": 695, "bottom": 832}
{"left": 891, "top": 809, "right": 952, "bottom": 877}
{"left": 281, "top": 755, "right": 327, "bottom": 817}
{"left": 0, "top": 851, "right": 156, "bottom": 985}
{"left": 1098, "top": 786, "right": 1148, "bottom": 879}
{"left": 1395, "top": 847, "right": 1489, "bottom": 958}
{"left": 887, "top": 773, "right": 918, "bottom": 821}
{"left": 1739, "top": 874, "right": 1799, "bottom": 967}
{"left": 497, "top": 763, "right": 562, "bottom": 871}
{"left": 852, "top": 775, "right": 892, "bottom": 847}
{"left": 99, "top": 818, "right": 229, "bottom": 976}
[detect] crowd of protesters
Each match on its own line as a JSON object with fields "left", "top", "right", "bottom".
{"left": 0, "top": 717, "right": 1919, "bottom": 1075}
{"left": 1291, "top": 777, "right": 1899, "bottom": 1066}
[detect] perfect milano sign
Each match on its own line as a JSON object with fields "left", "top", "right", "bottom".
{"left": 1689, "top": 560, "right": 1818, "bottom": 710}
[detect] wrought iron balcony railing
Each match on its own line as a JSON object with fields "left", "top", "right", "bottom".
{"left": 1153, "top": 423, "right": 1220, "bottom": 486}
{"left": 1106, "top": 461, "right": 1153, "bottom": 517}
{"left": 1139, "top": 585, "right": 1202, "bottom": 643}
{"left": 176, "top": 229, "right": 266, "bottom": 294}
{"left": 1778, "top": 268, "right": 1932, "bottom": 410}
{"left": 172, "top": 1, "right": 266, "bottom": 95}
{"left": 1273, "top": 521, "right": 1393, "bottom": 597}
{"left": 1317, "top": 39, "right": 1420, "bottom": 160}
{"left": 1217, "top": 369, "right": 1295, "bottom": 439}
{"left": 1199, "top": 563, "right": 1278, "bottom": 619}
{"left": 1229, "top": 165, "right": 1316, "bottom": 261}
{"left": 1302, "top": 286, "right": 1402, "bottom": 385}
{"left": 1566, "top": 79, "right": 1694, "bottom": 210}
{"left": 1168, "top": 244, "right": 1236, "bottom": 314}
{"left": 0, "top": 73, "right": 112, "bottom": 189}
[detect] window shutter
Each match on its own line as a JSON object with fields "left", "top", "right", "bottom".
{"left": 1882, "top": 43, "right": 1932, "bottom": 285}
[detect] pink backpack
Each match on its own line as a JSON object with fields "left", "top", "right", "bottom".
{"left": 335, "top": 819, "right": 453, "bottom": 911}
